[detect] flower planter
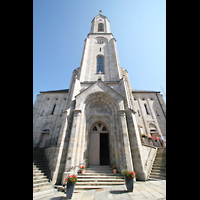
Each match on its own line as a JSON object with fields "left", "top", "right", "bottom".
{"left": 65, "top": 174, "right": 77, "bottom": 199}
{"left": 79, "top": 165, "right": 85, "bottom": 174}
{"left": 125, "top": 176, "right": 134, "bottom": 192}
{"left": 66, "top": 182, "right": 76, "bottom": 199}
{"left": 113, "top": 169, "right": 117, "bottom": 174}
{"left": 122, "top": 170, "right": 136, "bottom": 192}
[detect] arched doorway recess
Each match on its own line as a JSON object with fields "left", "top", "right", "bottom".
{"left": 89, "top": 122, "right": 110, "bottom": 165}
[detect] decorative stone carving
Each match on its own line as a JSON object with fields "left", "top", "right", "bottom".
{"left": 89, "top": 102, "right": 111, "bottom": 114}
{"left": 149, "top": 122, "right": 157, "bottom": 130}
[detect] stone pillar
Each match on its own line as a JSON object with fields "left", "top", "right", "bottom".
{"left": 62, "top": 110, "right": 82, "bottom": 184}
{"left": 51, "top": 110, "right": 68, "bottom": 185}
{"left": 118, "top": 110, "right": 134, "bottom": 172}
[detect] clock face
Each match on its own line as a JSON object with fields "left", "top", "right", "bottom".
{"left": 97, "top": 18, "right": 104, "bottom": 22}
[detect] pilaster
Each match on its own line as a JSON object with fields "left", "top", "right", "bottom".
{"left": 118, "top": 110, "right": 134, "bottom": 172}
{"left": 51, "top": 110, "right": 68, "bottom": 185}
{"left": 62, "top": 110, "right": 82, "bottom": 184}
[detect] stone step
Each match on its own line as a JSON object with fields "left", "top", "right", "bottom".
{"left": 33, "top": 147, "right": 54, "bottom": 198}
{"left": 152, "top": 166, "right": 166, "bottom": 169}
{"left": 86, "top": 166, "right": 112, "bottom": 169}
{"left": 33, "top": 172, "right": 48, "bottom": 177}
{"left": 148, "top": 147, "right": 166, "bottom": 181}
{"left": 33, "top": 182, "right": 51, "bottom": 189}
{"left": 77, "top": 175, "right": 124, "bottom": 179}
{"left": 33, "top": 175, "right": 48, "bottom": 180}
{"left": 154, "top": 160, "right": 166, "bottom": 164}
{"left": 33, "top": 161, "right": 46, "bottom": 166}
{"left": 75, "top": 185, "right": 114, "bottom": 190}
{"left": 153, "top": 163, "right": 166, "bottom": 167}
{"left": 33, "top": 166, "right": 47, "bottom": 171}
{"left": 79, "top": 172, "right": 121, "bottom": 176}
{"left": 87, "top": 165, "right": 111, "bottom": 168}
{"left": 150, "top": 172, "right": 166, "bottom": 176}
{"left": 33, "top": 178, "right": 50, "bottom": 184}
{"left": 77, "top": 178, "right": 125, "bottom": 182}
{"left": 157, "top": 147, "right": 166, "bottom": 152}
{"left": 33, "top": 162, "right": 46, "bottom": 166}
{"left": 33, "top": 184, "right": 52, "bottom": 193}
{"left": 33, "top": 169, "right": 48, "bottom": 174}
{"left": 155, "top": 158, "right": 166, "bottom": 162}
{"left": 85, "top": 169, "right": 113, "bottom": 173}
{"left": 33, "top": 188, "right": 57, "bottom": 200}
{"left": 155, "top": 156, "right": 166, "bottom": 159}
{"left": 74, "top": 165, "right": 124, "bottom": 190}
{"left": 149, "top": 175, "right": 166, "bottom": 180}
{"left": 76, "top": 181, "right": 124, "bottom": 185}
{"left": 151, "top": 169, "right": 166, "bottom": 173}
{"left": 87, "top": 166, "right": 112, "bottom": 170}
{"left": 33, "top": 165, "right": 47, "bottom": 170}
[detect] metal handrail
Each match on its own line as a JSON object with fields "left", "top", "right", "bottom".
{"left": 66, "top": 160, "right": 88, "bottom": 172}
{"left": 63, "top": 160, "right": 88, "bottom": 187}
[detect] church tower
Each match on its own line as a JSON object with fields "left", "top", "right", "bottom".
{"left": 33, "top": 11, "right": 166, "bottom": 186}
{"left": 59, "top": 11, "right": 145, "bottom": 184}
{"left": 78, "top": 10, "right": 123, "bottom": 83}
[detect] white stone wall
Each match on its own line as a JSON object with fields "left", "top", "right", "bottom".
{"left": 90, "top": 15, "right": 111, "bottom": 34}
{"left": 33, "top": 92, "right": 69, "bottom": 146}
{"left": 132, "top": 92, "right": 166, "bottom": 139}
{"left": 78, "top": 34, "right": 121, "bottom": 83}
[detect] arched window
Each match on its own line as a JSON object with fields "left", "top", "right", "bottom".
{"left": 91, "top": 122, "right": 109, "bottom": 133}
{"left": 97, "top": 56, "right": 104, "bottom": 73}
{"left": 98, "top": 23, "right": 104, "bottom": 31}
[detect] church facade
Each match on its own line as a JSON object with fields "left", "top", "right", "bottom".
{"left": 33, "top": 11, "right": 166, "bottom": 185}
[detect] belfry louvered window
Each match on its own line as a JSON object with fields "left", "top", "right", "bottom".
{"left": 97, "top": 56, "right": 104, "bottom": 73}
{"left": 98, "top": 23, "right": 104, "bottom": 31}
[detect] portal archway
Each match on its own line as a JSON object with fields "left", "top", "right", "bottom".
{"left": 89, "top": 122, "right": 110, "bottom": 165}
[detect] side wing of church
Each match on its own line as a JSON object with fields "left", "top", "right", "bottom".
{"left": 33, "top": 11, "right": 166, "bottom": 185}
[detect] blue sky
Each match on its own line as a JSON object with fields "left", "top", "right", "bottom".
{"left": 33, "top": 0, "right": 166, "bottom": 103}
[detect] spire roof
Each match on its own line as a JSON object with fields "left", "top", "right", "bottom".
{"left": 96, "top": 10, "right": 106, "bottom": 18}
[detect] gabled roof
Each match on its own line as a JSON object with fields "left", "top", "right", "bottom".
{"left": 75, "top": 79, "right": 124, "bottom": 100}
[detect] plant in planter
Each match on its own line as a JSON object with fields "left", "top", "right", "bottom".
{"left": 79, "top": 165, "right": 85, "bottom": 174}
{"left": 148, "top": 136, "right": 153, "bottom": 140}
{"left": 122, "top": 170, "right": 136, "bottom": 192}
{"left": 112, "top": 166, "right": 117, "bottom": 174}
{"left": 65, "top": 174, "right": 78, "bottom": 199}
{"left": 141, "top": 133, "right": 148, "bottom": 138}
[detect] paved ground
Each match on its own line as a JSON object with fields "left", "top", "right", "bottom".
{"left": 46, "top": 180, "right": 166, "bottom": 200}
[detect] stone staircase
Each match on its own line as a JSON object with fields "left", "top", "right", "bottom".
{"left": 33, "top": 147, "right": 57, "bottom": 199}
{"left": 75, "top": 165, "right": 125, "bottom": 190}
{"left": 149, "top": 147, "right": 166, "bottom": 180}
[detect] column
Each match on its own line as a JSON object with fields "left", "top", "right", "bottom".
{"left": 51, "top": 110, "right": 68, "bottom": 185}
{"left": 118, "top": 110, "right": 134, "bottom": 172}
{"left": 62, "top": 110, "right": 82, "bottom": 184}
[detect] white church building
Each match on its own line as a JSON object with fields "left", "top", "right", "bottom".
{"left": 33, "top": 11, "right": 166, "bottom": 185}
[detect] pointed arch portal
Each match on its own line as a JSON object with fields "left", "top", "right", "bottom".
{"left": 89, "top": 122, "right": 110, "bottom": 165}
